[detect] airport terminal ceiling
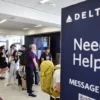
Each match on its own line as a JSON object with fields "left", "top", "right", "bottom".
{"left": 0, "top": 0, "right": 86, "bottom": 36}
{"left": 0, "top": 1, "right": 95, "bottom": 100}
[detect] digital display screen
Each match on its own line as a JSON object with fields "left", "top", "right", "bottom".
{"left": 43, "top": 49, "right": 45, "bottom": 52}
{"left": 33, "top": 38, "right": 37, "bottom": 45}
{"left": 43, "top": 42, "right": 47, "bottom": 47}
{"left": 38, "top": 50, "right": 42, "bottom": 59}
{"left": 37, "top": 38, "right": 42, "bottom": 48}
{"left": 43, "top": 37, "right": 48, "bottom": 47}
{"left": 33, "top": 37, "right": 49, "bottom": 59}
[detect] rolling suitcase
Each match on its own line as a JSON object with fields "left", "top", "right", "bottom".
{"left": 22, "top": 78, "right": 26, "bottom": 90}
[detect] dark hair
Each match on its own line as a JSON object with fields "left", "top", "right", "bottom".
{"left": 12, "top": 51, "right": 18, "bottom": 63}
{"left": 22, "top": 45, "right": 26, "bottom": 48}
{"left": 11, "top": 44, "right": 16, "bottom": 48}
{"left": 12, "top": 51, "right": 17, "bottom": 57}
{"left": 0, "top": 46, "right": 4, "bottom": 52}
{"left": 45, "top": 47, "right": 50, "bottom": 50}
{"left": 0, "top": 46, "right": 4, "bottom": 49}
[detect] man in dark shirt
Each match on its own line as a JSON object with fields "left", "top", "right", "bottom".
{"left": 41, "top": 47, "right": 52, "bottom": 63}
{"left": 26, "top": 44, "right": 38, "bottom": 97}
{"left": 17, "top": 45, "right": 27, "bottom": 86}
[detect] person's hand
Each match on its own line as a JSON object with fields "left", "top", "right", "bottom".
{"left": 8, "top": 53, "right": 11, "bottom": 56}
{"left": 0, "top": 68, "right": 2, "bottom": 74}
{"left": 8, "top": 68, "right": 10, "bottom": 73}
{"left": 36, "top": 67, "right": 39, "bottom": 72}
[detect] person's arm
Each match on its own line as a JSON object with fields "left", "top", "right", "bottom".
{"left": 41, "top": 58, "right": 44, "bottom": 62}
{"left": 41, "top": 53, "right": 45, "bottom": 62}
{"left": 56, "top": 83, "right": 60, "bottom": 93}
{"left": 50, "top": 57, "right": 52, "bottom": 61}
{"left": 55, "top": 70, "right": 61, "bottom": 93}
{"left": 31, "top": 53, "right": 38, "bottom": 70}
{"left": 33, "top": 58, "right": 38, "bottom": 70}
{"left": 9, "top": 56, "right": 14, "bottom": 63}
{"left": 50, "top": 53, "right": 52, "bottom": 61}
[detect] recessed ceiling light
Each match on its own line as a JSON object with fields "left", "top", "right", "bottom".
{"left": 0, "top": 19, "right": 7, "bottom": 24}
{"left": 23, "top": 28, "right": 29, "bottom": 30}
{"left": 40, "top": 0, "right": 49, "bottom": 4}
{"left": 34, "top": 25, "right": 42, "bottom": 27}
{"left": 50, "top": 3, "right": 56, "bottom": 7}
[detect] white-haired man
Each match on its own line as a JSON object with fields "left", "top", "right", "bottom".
{"left": 26, "top": 44, "right": 38, "bottom": 97}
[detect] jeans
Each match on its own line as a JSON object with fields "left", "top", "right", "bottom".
{"left": 26, "top": 66, "right": 34, "bottom": 94}
{"left": 34, "top": 71, "right": 40, "bottom": 85}
{"left": 8, "top": 63, "right": 17, "bottom": 83}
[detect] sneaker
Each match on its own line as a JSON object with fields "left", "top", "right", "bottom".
{"left": 6, "top": 83, "right": 10, "bottom": 86}
{"left": 28, "top": 94, "right": 36, "bottom": 97}
{"left": 1, "top": 77, "right": 5, "bottom": 80}
{"left": 22, "top": 88, "right": 27, "bottom": 90}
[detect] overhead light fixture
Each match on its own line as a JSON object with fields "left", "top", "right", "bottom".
{"left": 34, "top": 25, "right": 42, "bottom": 27}
{"left": 40, "top": 0, "right": 50, "bottom": 4}
{"left": 23, "top": 28, "right": 29, "bottom": 30}
{"left": 50, "top": 3, "right": 56, "bottom": 7}
{"left": 0, "top": 19, "right": 7, "bottom": 24}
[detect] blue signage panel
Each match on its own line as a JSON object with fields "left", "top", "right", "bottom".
{"left": 61, "top": 0, "right": 100, "bottom": 100}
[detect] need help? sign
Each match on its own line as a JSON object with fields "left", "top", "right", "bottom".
{"left": 61, "top": 0, "right": 100, "bottom": 100}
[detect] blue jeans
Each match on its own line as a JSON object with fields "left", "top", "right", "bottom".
{"left": 34, "top": 71, "right": 40, "bottom": 84}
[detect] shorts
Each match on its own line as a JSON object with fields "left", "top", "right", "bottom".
{"left": 0, "top": 66, "right": 2, "bottom": 68}
{"left": 0, "top": 62, "right": 8, "bottom": 69}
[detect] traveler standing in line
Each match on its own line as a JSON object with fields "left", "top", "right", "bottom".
{"left": 0, "top": 46, "right": 8, "bottom": 79}
{"left": 7, "top": 44, "right": 16, "bottom": 57}
{"left": 50, "top": 66, "right": 60, "bottom": 100}
{"left": 41, "top": 47, "right": 52, "bottom": 63}
{"left": 7, "top": 44, "right": 17, "bottom": 70}
{"left": 17, "top": 45, "right": 27, "bottom": 86}
{"left": 7, "top": 51, "right": 19, "bottom": 85}
{"left": 40, "top": 61, "right": 60, "bottom": 100}
{"left": 26, "top": 44, "right": 38, "bottom": 97}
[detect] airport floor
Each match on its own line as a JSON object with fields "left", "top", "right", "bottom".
{"left": 0, "top": 77, "right": 49, "bottom": 100}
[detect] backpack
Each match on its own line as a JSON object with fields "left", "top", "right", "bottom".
{"left": 20, "top": 52, "right": 28, "bottom": 65}
{"left": 40, "top": 60, "right": 60, "bottom": 98}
